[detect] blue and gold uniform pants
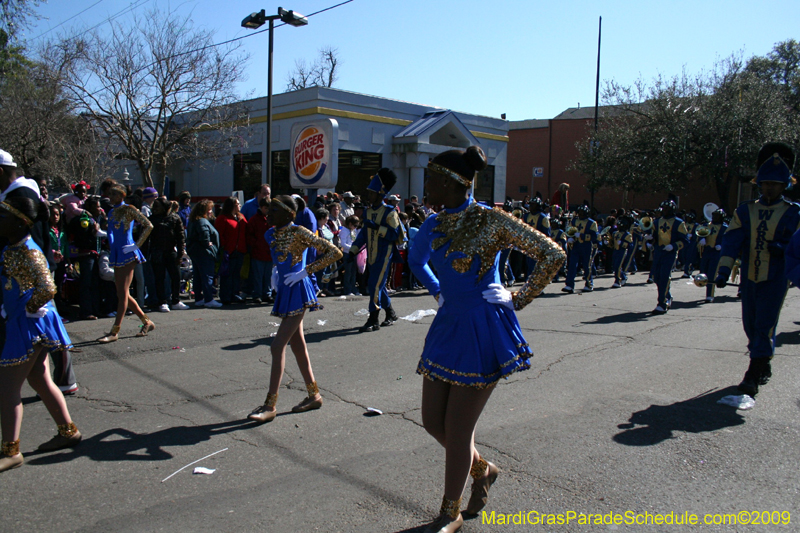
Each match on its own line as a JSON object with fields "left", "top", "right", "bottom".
{"left": 612, "top": 248, "right": 629, "bottom": 284}
{"left": 740, "top": 278, "right": 789, "bottom": 359}
{"left": 565, "top": 242, "right": 594, "bottom": 288}
{"left": 366, "top": 250, "right": 393, "bottom": 312}
{"left": 652, "top": 248, "right": 677, "bottom": 306}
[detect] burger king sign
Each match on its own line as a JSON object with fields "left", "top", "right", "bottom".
{"left": 289, "top": 119, "right": 339, "bottom": 189}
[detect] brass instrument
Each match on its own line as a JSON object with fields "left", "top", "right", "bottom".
{"left": 695, "top": 225, "right": 711, "bottom": 238}
{"left": 566, "top": 226, "right": 579, "bottom": 237}
{"left": 598, "top": 226, "right": 612, "bottom": 246}
{"left": 731, "top": 258, "right": 741, "bottom": 285}
{"left": 639, "top": 216, "right": 653, "bottom": 231}
{"left": 703, "top": 202, "right": 720, "bottom": 222}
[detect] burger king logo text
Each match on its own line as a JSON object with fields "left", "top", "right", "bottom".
{"left": 292, "top": 126, "right": 327, "bottom": 185}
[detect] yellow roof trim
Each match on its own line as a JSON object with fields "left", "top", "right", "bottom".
{"left": 249, "top": 106, "right": 509, "bottom": 143}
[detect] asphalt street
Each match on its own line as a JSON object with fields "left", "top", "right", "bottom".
{"left": 3, "top": 272, "right": 800, "bottom": 533}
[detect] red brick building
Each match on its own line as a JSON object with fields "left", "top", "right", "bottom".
{"left": 507, "top": 107, "right": 756, "bottom": 216}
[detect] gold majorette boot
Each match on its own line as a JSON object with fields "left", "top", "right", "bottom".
{"left": 464, "top": 455, "right": 499, "bottom": 515}
{"left": 248, "top": 392, "right": 278, "bottom": 423}
{"left": 38, "top": 422, "right": 82, "bottom": 452}
{"left": 424, "top": 497, "right": 463, "bottom": 533}
{"left": 291, "top": 381, "right": 323, "bottom": 413}
{"left": 136, "top": 314, "right": 155, "bottom": 337}
{"left": 0, "top": 440, "right": 23, "bottom": 473}
{"left": 98, "top": 324, "right": 121, "bottom": 343}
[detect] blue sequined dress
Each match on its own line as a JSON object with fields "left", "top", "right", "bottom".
{"left": 408, "top": 198, "right": 565, "bottom": 388}
{"left": 108, "top": 202, "right": 151, "bottom": 267}
{"left": 1, "top": 237, "right": 71, "bottom": 366}
{"left": 266, "top": 223, "right": 343, "bottom": 318}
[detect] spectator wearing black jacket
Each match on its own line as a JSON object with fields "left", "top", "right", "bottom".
{"left": 148, "top": 197, "right": 187, "bottom": 312}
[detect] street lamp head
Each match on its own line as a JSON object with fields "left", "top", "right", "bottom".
{"left": 242, "top": 9, "right": 267, "bottom": 29}
{"left": 278, "top": 7, "right": 308, "bottom": 27}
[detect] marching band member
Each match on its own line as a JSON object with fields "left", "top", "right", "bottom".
{"left": 611, "top": 216, "right": 634, "bottom": 288}
{"left": 562, "top": 204, "right": 598, "bottom": 293}
{"left": 409, "top": 146, "right": 564, "bottom": 533}
{"left": 248, "top": 195, "right": 342, "bottom": 423}
{"left": 650, "top": 200, "right": 688, "bottom": 314}
{"left": 697, "top": 208, "right": 727, "bottom": 302}
{"left": 97, "top": 184, "right": 154, "bottom": 343}
{"left": 523, "top": 197, "right": 551, "bottom": 279}
{"left": 349, "top": 168, "right": 405, "bottom": 332}
{"left": 681, "top": 212, "right": 698, "bottom": 278}
{"left": 0, "top": 196, "right": 80, "bottom": 473}
{"left": 715, "top": 142, "right": 800, "bottom": 396}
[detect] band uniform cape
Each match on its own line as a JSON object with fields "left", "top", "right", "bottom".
{"left": 408, "top": 198, "right": 565, "bottom": 388}
{"left": 266, "top": 223, "right": 342, "bottom": 318}
{"left": 1, "top": 237, "right": 71, "bottom": 366}
{"left": 108, "top": 202, "right": 153, "bottom": 268}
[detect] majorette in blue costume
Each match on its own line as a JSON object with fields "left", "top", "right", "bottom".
{"left": 408, "top": 146, "right": 564, "bottom": 531}
{"left": 715, "top": 142, "right": 800, "bottom": 396}
{"left": 107, "top": 200, "right": 151, "bottom": 268}
{"left": 350, "top": 168, "right": 405, "bottom": 332}
{"left": 650, "top": 200, "right": 689, "bottom": 314}
{"left": 562, "top": 204, "right": 598, "bottom": 293}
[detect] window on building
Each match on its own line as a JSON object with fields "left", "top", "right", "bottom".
{"left": 474, "top": 165, "right": 494, "bottom": 204}
{"left": 233, "top": 152, "right": 262, "bottom": 196}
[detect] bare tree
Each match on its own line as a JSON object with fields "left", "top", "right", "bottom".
{"left": 286, "top": 46, "right": 340, "bottom": 91}
{"left": 49, "top": 8, "right": 250, "bottom": 192}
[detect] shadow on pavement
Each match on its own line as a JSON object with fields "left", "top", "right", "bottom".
{"left": 613, "top": 386, "right": 745, "bottom": 446}
{"left": 25, "top": 419, "right": 258, "bottom": 464}
{"left": 776, "top": 327, "right": 800, "bottom": 347}
{"left": 580, "top": 310, "right": 653, "bottom": 325}
{"left": 221, "top": 328, "right": 364, "bottom": 351}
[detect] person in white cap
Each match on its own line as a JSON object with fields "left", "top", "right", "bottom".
{"left": 339, "top": 191, "right": 356, "bottom": 224}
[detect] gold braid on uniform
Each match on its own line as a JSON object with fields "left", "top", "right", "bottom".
{"left": 431, "top": 203, "right": 565, "bottom": 310}
{"left": 272, "top": 225, "right": 342, "bottom": 274}
{"left": 0, "top": 201, "right": 34, "bottom": 226}
{"left": 3, "top": 239, "right": 57, "bottom": 313}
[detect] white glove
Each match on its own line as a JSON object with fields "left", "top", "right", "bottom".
{"left": 26, "top": 307, "right": 48, "bottom": 319}
{"left": 284, "top": 269, "right": 309, "bottom": 286}
{"left": 1, "top": 305, "right": 5, "bottom": 319}
{"left": 122, "top": 243, "right": 139, "bottom": 254}
{"left": 482, "top": 283, "right": 514, "bottom": 311}
{"left": 664, "top": 244, "right": 674, "bottom": 252}
{"left": 645, "top": 234, "right": 653, "bottom": 241}
{"left": 699, "top": 238, "right": 706, "bottom": 246}
{"left": 616, "top": 240, "right": 621, "bottom": 247}
{"left": 567, "top": 238, "right": 575, "bottom": 244}
{"left": 715, "top": 244, "right": 722, "bottom": 251}
{"left": 646, "top": 243, "right": 653, "bottom": 250}
{"left": 271, "top": 266, "right": 279, "bottom": 291}
{"left": 436, "top": 292, "right": 445, "bottom": 308}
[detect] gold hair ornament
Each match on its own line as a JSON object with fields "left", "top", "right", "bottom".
{"left": 428, "top": 162, "right": 473, "bottom": 188}
{"left": 0, "top": 201, "right": 34, "bottom": 227}
{"left": 272, "top": 198, "right": 296, "bottom": 216}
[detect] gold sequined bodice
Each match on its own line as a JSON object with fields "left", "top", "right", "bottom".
{"left": 271, "top": 224, "right": 342, "bottom": 274}
{"left": 2, "top": 237, "right": 56, "bottom": 313}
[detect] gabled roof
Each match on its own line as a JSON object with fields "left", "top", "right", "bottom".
{"left": 393, "top": 110, "right": 479, "bottom": 148}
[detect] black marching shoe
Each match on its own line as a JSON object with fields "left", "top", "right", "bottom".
{"left": 359, "top": 310, "right": 381, "bottom": 332}
{"left": 380, "top": 306, "right": 398, "bottom": 327}
{"left": 738, "top": 358, "right": 770, "bottom": 396}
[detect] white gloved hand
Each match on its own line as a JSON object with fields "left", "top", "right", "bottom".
{"left": 699, "top": 238, "right": 706, "bottom": 246}
{"left": 646, "top": 243, "right": 653, "bottom": 250}
{"left": 26, "top": 307, "right": 48, "bottom": 319}
{"left": 122, "top": 243, "right": 139, "bottom": 254}
{"left": 436, "top": 292, "right": 444, "bottom": 308}
{"left": 482, "top": 283, "right": 514, "bottom": 311}
{"left": 271, "top": 266, "right": 279, "bottom": 291}
{"left": 1, "top": 305, "right": 6, "bottom": 319}
{"left": 284, "top": 269, "right": 309, "bottom": 286}
{"left": 645, "top": 234, "right": 653, "bottom": 241}
{"left": 664, "top": 244, "right": 674, "bottom": 252}
{"left": 616, "top": 240, "right": 621, "bottom": 247}
{"left": 715, "top": 244, "right": 722, "bottom": 251}
{"left": 567, "top": 238, "right": 575, "bottom": 244}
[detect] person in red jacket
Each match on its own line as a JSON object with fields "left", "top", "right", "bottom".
{"left": 246, "top": 198, "right": 274, "bottom": 304}
{"left": 214, "top": 197, "right": 248, "bottom": 304}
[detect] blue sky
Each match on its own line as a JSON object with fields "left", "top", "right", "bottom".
{"left": 23, "top": 0, "right": 800, "bottom": 121}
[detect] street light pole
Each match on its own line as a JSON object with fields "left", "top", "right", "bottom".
{"left": 242, "top": 7, "right": 308, "bottom": 190}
